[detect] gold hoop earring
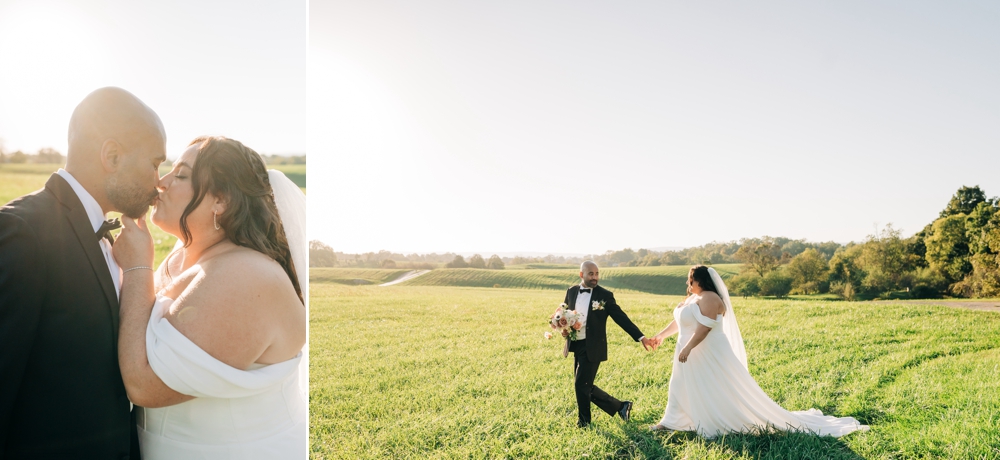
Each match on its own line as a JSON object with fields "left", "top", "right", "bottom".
{"left": 213, "top": 211, "right": 220, "bottom": 230}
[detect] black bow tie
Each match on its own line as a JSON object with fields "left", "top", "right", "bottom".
{"left": 579, "top": 288, "right": 592, "bottom": 293}
{"left": 96, "top": 218, "right": 121, "bottom": 245}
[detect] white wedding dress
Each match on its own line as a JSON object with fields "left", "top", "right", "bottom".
{"left": 137, "top": 297, "right": 307, "bottom": 459}
{"left": 658, "top": 268, "right": 868, "bottom": 438}
{"left": 137, "top": 170, "right": 309, "bottom": 459}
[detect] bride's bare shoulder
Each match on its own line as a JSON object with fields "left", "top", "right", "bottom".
{"left": 697, "top": 291, "right": 725, "bottom": 317}
{"left": 202, "top": 248, "right": 294, "bottom": 293}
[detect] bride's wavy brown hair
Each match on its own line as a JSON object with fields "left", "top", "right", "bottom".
{"left": 689, "top": 265, "right": 720, "bottom": 296}
{"left": 176, "top": 136, "right": 303, "bottom": 304}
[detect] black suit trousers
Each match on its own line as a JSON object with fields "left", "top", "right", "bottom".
{"left": 571, "top": 340, "right": 622, "bottom": 424}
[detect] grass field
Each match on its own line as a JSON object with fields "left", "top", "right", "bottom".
{"left": 1, "top": 162, "right": 305, "bottom": 266}
{"left": 310, "top": 271, "right": 1000, "bottom": 459}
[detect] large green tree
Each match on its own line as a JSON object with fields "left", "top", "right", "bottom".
{"left": 734, "top": 237, "right": 780, "bottom": 277}
{"left": 940, "top": 185, "right": 988, "bottom": 218}
{"left": 468, "top": 254, "right": 486, "bottom": 269}
{"left": 486, "top": 254, "right": 505, "bottom": 270}
{"left": 786, "top": 248, "right": 828, "bottom": 294}
{"left": 857, "top": 224, "right": 918, "bottom": 295}
{"left": 925, "top": 214, "right": 972, "bottom": 281}
{"left": 309, "top": 240, "right": 338, "bottom": 267}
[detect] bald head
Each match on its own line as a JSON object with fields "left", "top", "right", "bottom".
{"left": 580, "top": 260, "right": 599, "bottom": 288}
{"left": 67, "top": 87, "right": 165, "bottom": 170}
{"left": 65, "top": 87, "right": 166, "bottom": 216}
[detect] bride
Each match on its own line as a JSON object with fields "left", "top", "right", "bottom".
{"left": 112, "top": 136, "right": 307, "bottom": 458}
{"left": 648, "top": 265, "right": 868, "bottom": 437}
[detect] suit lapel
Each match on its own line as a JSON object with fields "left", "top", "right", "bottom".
{"left": 47, "top": 175, "right": 121, "bottom": 346}
{"left": 568, "top": 285, "right": 579, "bottom": 310}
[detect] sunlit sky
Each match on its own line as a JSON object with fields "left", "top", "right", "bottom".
{"left": 310, "top": 0, "right": 1000, "bottom": 255}
{"left": 0, "top": 0, "right": 306, "bottom": 158}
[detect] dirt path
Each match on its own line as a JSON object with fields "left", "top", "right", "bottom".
{"left": 873, "top": 299, "right": 1000, "bottom": 312}
{"left": 379, "top": 270, "right": 430, "bottom": 287}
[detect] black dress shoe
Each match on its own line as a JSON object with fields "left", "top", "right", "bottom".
{"left": 618, "top": 401, "right": 633, "bottom": 422}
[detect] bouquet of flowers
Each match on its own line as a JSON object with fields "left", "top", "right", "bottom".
{"left": 547, "top": 303, "right": 583, "bottom": 341}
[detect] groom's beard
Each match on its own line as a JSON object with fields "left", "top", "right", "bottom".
{"left": 583, "top": 279, "right": 598, "bottom": 288}
{"left": 107, "top": 178, "right": 159, "bottom": 218}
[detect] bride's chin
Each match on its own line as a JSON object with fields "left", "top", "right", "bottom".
{"left": 150, "top": 213, "right": 180, "bottom": 239}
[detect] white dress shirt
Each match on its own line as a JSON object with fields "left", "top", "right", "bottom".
{"left": 56, "top": 169, "right": 121, "bottom": 297}
{"left": 574, "top": 283, "right": 593, "bottom": 340}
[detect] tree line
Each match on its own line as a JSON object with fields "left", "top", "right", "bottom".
{"left": 309, "top": 243, "right": 591, "bottom": 270}
{"left": 728, "top": 186, "right": 1000, "bottom": 299}
{"left": 0, "top": 146, "right": 65, "bottom": 164}
{"left": 308, "top": 243, "right": 508, "bottom": 270}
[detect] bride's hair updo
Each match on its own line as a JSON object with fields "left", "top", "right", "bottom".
{"left": 689, "top": 265, "right": 720, "bottom": 296}
{"left": 178, "top": 136, "right": 303, "bottom": 304}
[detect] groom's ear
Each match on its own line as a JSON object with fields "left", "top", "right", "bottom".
{"left": 100, "top": 139, "right": 123, "bottom": 173}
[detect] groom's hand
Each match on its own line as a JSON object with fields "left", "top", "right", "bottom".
{"left": 641, "top": 337, "right": 655, "bottom": 351}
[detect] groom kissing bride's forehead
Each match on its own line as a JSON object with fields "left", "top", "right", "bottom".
{"left": 563, "top": 261, "right": 656, "bottom": 428}
{"left": 0, "top": 87, "right": 165, "bottom": 458}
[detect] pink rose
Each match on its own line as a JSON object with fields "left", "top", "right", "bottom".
{"left": 572, "top": 322, "right": 582, "bottom": 331}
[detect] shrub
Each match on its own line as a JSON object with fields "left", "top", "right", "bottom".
{"left": 759, "top": 270, "right": 793, "bottom": 298}
{"left": 829, "top": 281, "right": 856, "bottom": 301}
{"left": 728, "top": 271, "right": 762, "bottom": 298}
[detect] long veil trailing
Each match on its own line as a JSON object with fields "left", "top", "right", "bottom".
{"left": 268, "top": 169, "right": 308, "bottom": 398}
{"left": 708, "top": 267, "right": 747, "bottom": 369}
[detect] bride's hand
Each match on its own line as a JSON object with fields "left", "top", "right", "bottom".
{"left": 113, "top": 212, "right": 154, "bottom": 272}
{"left": 678, "top": 347, "right": 691, "bottom": 363}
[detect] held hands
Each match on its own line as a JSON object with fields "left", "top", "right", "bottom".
{"left": 641, "top": 337, "right": 661, "bottom": 351}
{"left": 112, "top": 212, "right": 154, "bottom": 272}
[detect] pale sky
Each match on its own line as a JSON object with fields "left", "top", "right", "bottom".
{"left": 0, "top": 0, "right": 306, "bottom": 158}
{"left": 314, "top": 1, "right": 1000, "bottom": 255}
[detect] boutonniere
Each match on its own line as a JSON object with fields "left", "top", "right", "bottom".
{"left": 591, "top": 300, "right": 606, "bottom": 311}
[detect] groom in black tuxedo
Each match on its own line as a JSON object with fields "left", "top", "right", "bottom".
{"left": 564, "top": 261, "right": 653, "bottom": 428}
{"left": 0, "top": 87, "right": 165, "bottom": 459}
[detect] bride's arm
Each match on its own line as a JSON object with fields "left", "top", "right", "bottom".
{"left": 113, "top": 215, "right": 193, "bottom": 408}
{"left": 653, "top": 320, "right": 679, "bottom": 341}
{"left": 677, "top": 324, "right": 711, "bottom": 363}
{"left": 651, "top": 300, "right": 687, "bottom": 344}
{"left": 677, "top": 295, "right": 726, "bottom": 363}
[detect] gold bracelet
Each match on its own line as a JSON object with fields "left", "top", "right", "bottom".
{"left": 123, "top": 266, "right": 153, "bottom": 274}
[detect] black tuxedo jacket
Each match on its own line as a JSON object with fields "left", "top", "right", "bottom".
{"left": 0, "top": 174, "right": 138, "bottom": 459}
{"left": 564, "top": 284, "right": 644, "bottom": 363}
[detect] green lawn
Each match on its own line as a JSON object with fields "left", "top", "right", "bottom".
{"left": 310, "top": 279, "right": 1000, "bottom": 459}
{"left": 1, "top": 162, "right": 304, "bottom": 266}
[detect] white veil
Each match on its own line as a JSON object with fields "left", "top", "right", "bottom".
{"left": 268, "top": 169, "right": 308, "bottom": 398}
{"left": 708, "top": 267, "right": 747, "bottom": 369}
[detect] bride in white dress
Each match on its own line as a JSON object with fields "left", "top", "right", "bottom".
{"left": 648, "top": 265, "right": 868, "bottom": 438}
{"left": 112, "top": 136, "right": 308, "bottom": 459}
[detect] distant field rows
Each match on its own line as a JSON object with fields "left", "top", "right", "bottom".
{"left": 309, "top": 268, "right": 411, "bottom": 285}
{"left": 310, "top": 264, "right": 741, "bottom": 295}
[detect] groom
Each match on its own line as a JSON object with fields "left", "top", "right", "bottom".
{"left": 564, "top": 261, "right": 654, "bottom": 428}
{"left": 0, "top": 87, "right": 165, "bottom": 458}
